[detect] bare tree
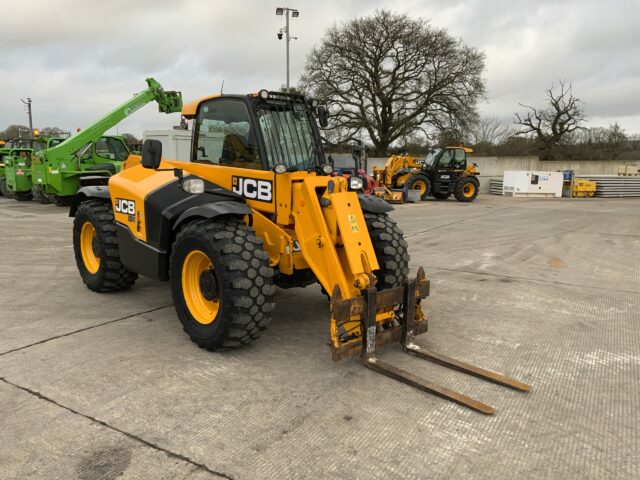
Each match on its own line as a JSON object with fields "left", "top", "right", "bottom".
{"left": 603, "top": 122, "right": 627, "bottom": 160}
{"left": 0, "top": 124, "right": 30, "bottom": 140}
{"left": 514, "top": 80, "right": 586, "bottom": 159}
{"left": 301, "top": 10, "right": 486, "bottom": 156}
{"left": 469, "top": 116, "right": 514, "bottom": 155}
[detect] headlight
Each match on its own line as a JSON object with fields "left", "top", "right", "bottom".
{"left": 320, "top": 163, "right": 334, "bottom": 175}
{"left": 349, "top": 175, "right": 364, "bottom": 191}
{"left": 258, "top": 89, "right": 269, "bottom": 100}
{"left": 273, "top": 163, "right": 287, "bottom": 174}
{"left": 182, "top": 178, "right": 205, "bottom": 194}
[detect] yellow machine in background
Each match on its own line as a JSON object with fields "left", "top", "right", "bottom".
{"left": 373, "top": 146, "right": 480, "bottom": 203}
{"left": 572, "top": 179, "right": 596, "bottom": 197}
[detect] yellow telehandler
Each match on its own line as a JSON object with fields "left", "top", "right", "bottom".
{"left": 70, "top": 90, "right": 528, "bottom": 414}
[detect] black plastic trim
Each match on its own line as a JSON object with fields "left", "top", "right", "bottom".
{"left": 116, "top": 222, "right": 169, "bottom": 280}
{"left": 69, "top": 186, "right": 111, "bottom": 217}
{"left": 173, "top": 201, "right": 252, "bottom": 230}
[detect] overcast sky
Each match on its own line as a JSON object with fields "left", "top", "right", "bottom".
{"left": 1, "top": 0, "right": 639, "bottom": 138}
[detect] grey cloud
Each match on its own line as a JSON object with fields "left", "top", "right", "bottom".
{"left": 1, "top": 0, "right": 639, "bottom": 136}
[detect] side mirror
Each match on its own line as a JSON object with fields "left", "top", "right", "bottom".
{"left": 141, "top": 139, "right": 162, "bottom": 169}
{"left": 317, "top": 105, "right": 329, "bottom": 128}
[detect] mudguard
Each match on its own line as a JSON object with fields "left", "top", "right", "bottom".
{"left": 69, "top": 185, "right": 111, "bottom": 217}
{"left": 173, "top": 201, "right": 252, "bottom": 230}
{"left": 357, "top": 193, "right": 394, "bottom": 214}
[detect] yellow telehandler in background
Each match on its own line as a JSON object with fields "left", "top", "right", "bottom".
{"left": 373, "top": 146, "right": 480, "bottom": 203}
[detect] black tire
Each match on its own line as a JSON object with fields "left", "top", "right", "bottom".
{"left": 13, "top": 190, "right": 33, "bottom": 202}
{"left": 170, "top": 217, "right": 276, "bottom": 351}
{"left": 53, "top": 195, "right": 73, "bottom": 207}
{"left": 404, "top": 175, "right": 430, "bottom": 201}
{"left": 432, "top": 191, "right": 450, "bottom": 200}
{"left": 31, "top": 185, "right": 52, "bottom": 204}
{"left": 454, "top": 176, "right": 479, "bottom": 202}
{"left": 73, "top": 200, "right": 138, "bottom": 292}
{"left": 0, "top": 178, "right": 14, "bottom": 199}
{"left": 364, "top": 213, "right": 410, "bottom": 289}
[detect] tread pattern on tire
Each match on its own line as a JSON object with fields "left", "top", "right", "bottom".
{"left": 171, "top": 218, "right": 276, "bottom": 350}
{"left": 364, "top": 213, "right": 410, "bottom": 289}
{"left": 73, "top": 200, "right": 137, "bottom": 292}
{"left": 454, "top": 176, "right": 479, "bottom": 202}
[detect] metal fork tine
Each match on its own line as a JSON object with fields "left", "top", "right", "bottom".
{"left": 363, "top": 357, "right": 496, "bottom": 415}
{"left": 403, "top": 345, "right": 531, "bottom": 392}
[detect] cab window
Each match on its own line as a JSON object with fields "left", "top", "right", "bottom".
{"left": 95, "top": 137, "right": 130, "bottom": 161}
{"left": 437, "top": 150, "right": 455, "bottom": 168}
{"left": 453, "top": 149, "right": 466, "bottom": 169}
{"left": 194, "top": 99, "right": 261, "bottom": 169}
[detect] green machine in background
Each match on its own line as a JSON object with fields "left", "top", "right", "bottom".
{"left": 6, "top": 78, "right": 182, "bottom": 205}
{"left": 2, "top": 137, "right": 66, "bottom": 201}
{"left": 0, "top": 137, "right": 65, "bottom": 199}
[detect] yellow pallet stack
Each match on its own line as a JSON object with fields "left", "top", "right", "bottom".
{"left": 572, "top": 179, "right": 596, "bottom": 197}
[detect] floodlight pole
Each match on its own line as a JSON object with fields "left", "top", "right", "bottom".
{"left": 285, "top": 10, "right": 290, "bottom": 91}
{"left": 21, "top": 97, "right": 33, "bottom": 137}
{"left": 276, "top": 7, "right": 299, "bottom": 92}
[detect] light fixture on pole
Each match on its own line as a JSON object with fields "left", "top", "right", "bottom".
{"left": 275, "top": 7, "right": 299, "bottom": 92}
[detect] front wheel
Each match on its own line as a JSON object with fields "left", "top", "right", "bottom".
{"left": 170, "top": 217, "right": 276, "bottom": 351}
{"left": 364, "top": 213, "right": 410, "bottom": 289}
{"left": 73, "top": 200, "right": 138, "bottom": 292}
{"left": 454, "top": 177, "right": 479, "bottom": 202}
{"left": 404, "top": 175, "right": 430, "bottom": 201}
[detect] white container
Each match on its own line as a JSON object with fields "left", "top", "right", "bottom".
{"left": 143, "top": 129, "right": 192, "bottom": 162}
{"left": 503, "top": 171, "right": 563, "bottom": 197}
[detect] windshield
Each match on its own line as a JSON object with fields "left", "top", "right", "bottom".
{"left": 424, "top": 148, "right": 442, "bottom": 166}
{"left": 256, "top": 102, "right": 322, "bottom": 171}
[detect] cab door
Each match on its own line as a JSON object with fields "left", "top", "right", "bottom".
{"left": 433, "top": 149, "right": 457, "bottom": 192}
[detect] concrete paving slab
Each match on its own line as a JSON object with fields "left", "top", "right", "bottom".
{"left": 0, "top": 198, "right": 171, "bottom": 353}
{"left": 0, "top": 195, "right": 639, "bottom": 479}
{"left": 0, "top": 382, "right": 225, "bottom": 479}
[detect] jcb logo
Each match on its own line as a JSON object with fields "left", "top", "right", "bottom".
{"left": 231, "top": 176, "right": 273, "bottom": 202}
{"left": 115, "top": 198, "right": 136, "bottom": 215}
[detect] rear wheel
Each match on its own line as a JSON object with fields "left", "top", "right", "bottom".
{"left": 404, "top": 175, "right": 430, "bottom": 201}
{"left": 0, "top": 179, "right": 14, "bottom": 199}
{"left": 31, "top": 185, "right": 52, "bottom": 204}
{"left": 13, "top": 190, "right": 33, "bottom": 202}
{"left": 364, "top": 213, "right": 410, "bottom": 289}
{"left": 170, "top": 217, "right": 276, "bottom": 351}
{"left": 73, "top": 200, "right": 137, "bottom": 292}
{"left": 454, "top": 177, "right": 479, "bottom": 202}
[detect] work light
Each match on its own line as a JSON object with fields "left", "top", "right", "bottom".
{"left": 182, "top": 178, "right": 205, "bottom": 194}
{"left": 349, "top": 175, "right": 364, "bottom": 191}
{"left": 321, "top": 163, "right": 334, "bottom": 175}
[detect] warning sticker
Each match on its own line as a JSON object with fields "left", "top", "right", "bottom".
{"left": 347, "top": 214, "right": 360, "bottom": 232}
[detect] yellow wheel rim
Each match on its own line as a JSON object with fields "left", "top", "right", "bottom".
{"left": 413, "top": 180, "right": 427, "bottom": 195}
{"left": 80, "top": 221, "right": 100, "bottom": 274}
{"left": 181, "top": 250, "right": 220, "bottom": 325}
{"left": 463, "top": 182, "right": 476, "bottom": 197}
